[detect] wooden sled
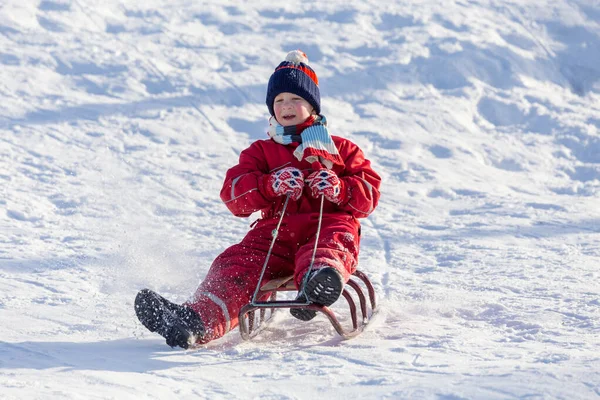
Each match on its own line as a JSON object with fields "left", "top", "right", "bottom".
{"left": 238, "top": 270, "right": 377, "bottom": 340}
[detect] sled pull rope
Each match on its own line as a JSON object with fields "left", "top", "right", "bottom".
{"left": 250, "top": 194, "right": 325, "bottom": 306}
{"left": 251, "top": 194, "right": 291, "bottom": 305}
{"left": 299, "top": 194, "right": 325, "bottom": 298}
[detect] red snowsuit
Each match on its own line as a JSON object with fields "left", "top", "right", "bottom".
{"left": 187, "top": 135, "right": 381, "bottom": 343}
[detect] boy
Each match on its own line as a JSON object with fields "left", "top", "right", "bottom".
{"left": 135, "top": 51, "right": 381, "bottom": 348}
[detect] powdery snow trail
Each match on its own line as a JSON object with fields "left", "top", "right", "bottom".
{"left": 1, "top": 0, "right": 599, "bottom": 399}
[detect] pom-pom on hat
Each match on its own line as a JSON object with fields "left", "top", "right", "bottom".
{"left": 266, "top": 50, "right": 320, "bottom": 117}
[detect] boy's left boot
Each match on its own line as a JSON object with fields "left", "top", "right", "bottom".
{"left": 290, "top": 267, "right": 344, "bottom": 321}
{"left": 134, "top": 289, "right": 205, "bottom": 349}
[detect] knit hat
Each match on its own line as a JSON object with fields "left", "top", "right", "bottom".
{"left": 266, "top": 50, "right": 321, "bottom": 117}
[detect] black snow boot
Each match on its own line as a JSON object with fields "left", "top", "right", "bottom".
{"left": 290, "top": 267, "right": 344, "bottom": 321}
{"left": 134, "top": 289, "right": 205, "bottom": 349}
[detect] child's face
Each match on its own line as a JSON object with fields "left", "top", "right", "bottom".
{"left": 273, "top": 92, "right": 314, "bottom": 126}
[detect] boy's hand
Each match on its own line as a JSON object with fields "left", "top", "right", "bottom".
{"left": 264, "top": 167, "right": 304, "bottom": 201}
{"left": 306, "top": 169, "right": 346, "bottom": 204}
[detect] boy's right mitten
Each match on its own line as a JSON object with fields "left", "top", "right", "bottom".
{"left": 306, "top": 168, "right": 346, "bottom": 204}
{"left": 263, "top": 167, "right": 304, "bottom": 201}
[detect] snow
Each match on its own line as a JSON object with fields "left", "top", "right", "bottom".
{"left": 1, "top": 0, "right": 599, "bottom": 398}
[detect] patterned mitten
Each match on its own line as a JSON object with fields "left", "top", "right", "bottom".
{"left": 306, "top": 169, "right": 346, "bottom": 204}
{"left": 264, "top": 167, "right": 304, "bottom": 201}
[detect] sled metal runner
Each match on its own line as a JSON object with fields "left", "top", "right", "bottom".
{"left": 238, "top": 269, "right": 377, "bottom": 340}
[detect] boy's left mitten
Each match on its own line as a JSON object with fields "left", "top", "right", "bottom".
{"left": 306, "top": 169, "right": 347, "bottom": 205}
{"left": 264, "top": 167, "right": 304, "bottom": 201}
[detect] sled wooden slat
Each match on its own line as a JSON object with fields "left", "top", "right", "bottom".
{"left": 260, "top": 275, "right": 294, "bottom": 291}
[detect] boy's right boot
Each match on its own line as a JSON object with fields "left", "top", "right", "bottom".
{"left": 134, "top": 289, "right": 205, "bottom": 349}
{"left": 290, "top": 267, "right": 344, "bottom": 321}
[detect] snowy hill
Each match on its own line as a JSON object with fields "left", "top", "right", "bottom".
{"left": 1, "top": 0, "right": 599, "bottom": 398}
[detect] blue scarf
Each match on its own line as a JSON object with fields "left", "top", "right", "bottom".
{"left": 267, "top": 115, "right": 344, "bottom": 169}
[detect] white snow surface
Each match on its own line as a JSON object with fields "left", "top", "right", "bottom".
{"left": 1, "top": 0, "right": 599, "bottom": 399}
